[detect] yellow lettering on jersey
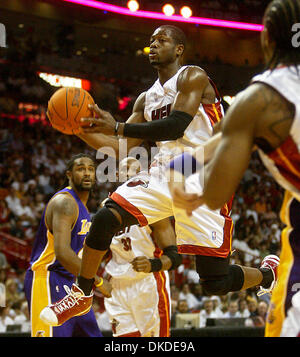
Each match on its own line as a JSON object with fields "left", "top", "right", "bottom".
{"left": 78, "top": 219, "right": 91, "bottom": 235}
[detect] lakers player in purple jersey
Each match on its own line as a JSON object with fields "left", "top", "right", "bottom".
{"left": 24, "top": 153, "right": 111, "bottom": 337}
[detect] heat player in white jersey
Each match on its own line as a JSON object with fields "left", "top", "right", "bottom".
{"left": 167, "top": 0, "right": 300, "bottom": 338}
{"left": 41, "top": 25, "right": 254, "bottom": 327}
{"left": 104, "top": 221, "right": 173, "bottom": 337}
{"left": 77, "top": 25, "right": 237, "bottom": 287}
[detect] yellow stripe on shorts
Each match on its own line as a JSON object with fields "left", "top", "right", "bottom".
{"left": 30, "top": 270, "right": 52, "bottom": 337}
{"left": 265, "top": 191, "right": 294, "bottom": 337}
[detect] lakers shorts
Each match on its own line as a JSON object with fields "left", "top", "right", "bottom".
{"left": 265, "top": 192, "right": 300, "bottom": 337}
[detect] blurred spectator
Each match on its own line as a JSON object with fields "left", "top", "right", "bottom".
{"left": 5, "top": 278, "right": 23, "bottom": 304}
{"left": 14, "top": 196, "right": 36, "bottom": 226}
{"left": 192, "top": 284, "right": 204, "bottom": 308}
{"left": 219, "top": 295, "right": 230, "bottom": 314}
{"left": 245, "top": 300, "right": 268, "bottom": 327}
{"left": 199, "top": 299, "right": 219, "bottom": 328}
{"left": 0, "top": 201, "right": 12, "bottom": 233}
{"left": 238, "top": 299, "right": 251, "bottom": 318}
{"left": 11, "top": 300, "right": 30, "bottom": 332}
{"left": 9, "top": 219, "right": 25, "bottom": 239}
{"left": 210, "top": 295, "right": 224, "bottom": 317}
{"left": 223, "top": 300, "right": 241, "bottom": 318}
{"left": 171, "top": 299, "right": 191, "bottom": 328}
{"left": 270, "top": 223, "right": 281, "bottom": 243}
{"left": 247, "top": 297, "right": 258, "bottom": 317}
{"left": 170, "top": 284, "right": 180, "bottom": 316}
{"left": 0, "top": 306, "right": 14, "bottom": 332}
{"left": 256, "top": 300, "right": 268, "bottom": 325}
{"left": 5, "top": 188, "right": 21, "bottom": 213}
{"left": 176, "top": 299, "right": 190, "bottom": 314}
{"left": 0, "top": 241, "right": 8, "bottom": 270}
{"left": 184, "top": 259, "right": 199, "bottom": 284}
{"left": 179, "top": 283, "right": 201, "bottom": 311}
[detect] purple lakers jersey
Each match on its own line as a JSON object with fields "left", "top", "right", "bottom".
{"left": 28, "top": 186, "right": 91, "bottom": 279}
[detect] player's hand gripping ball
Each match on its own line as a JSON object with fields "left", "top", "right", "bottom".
{"left": 47, "top": 87, "right": 95, "bottom": 135}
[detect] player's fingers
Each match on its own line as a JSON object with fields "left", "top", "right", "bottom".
{"left": 131, "top": 257, "right": 149, "bottom": 272}
{"left": 80, "top": 117, "right": 103, "bottom": 126}
{"left": 80, "top": 127, "right": 103, "bottom": 133}
{"left": 88, "top": 104, "right": 106, "bottom": 118}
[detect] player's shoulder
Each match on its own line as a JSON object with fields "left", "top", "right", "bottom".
{"left": 180, "top": 65, "right": 208, "bottom": 77}
{"left": 132, "top": 91, "right": 147, "bottom": 111}
{"left": 235, "top": 82, "right": 285, "bottom": 112}
{"left": 177, "top": 65, "right": 209, "bottom": 87}
{"left": 48, "top": 192, "right": 78, "bottom": 216}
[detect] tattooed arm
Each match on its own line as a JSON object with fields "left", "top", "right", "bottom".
{"left": 46, "top": 194, "right": 81, "bottom": 276}
{"left": 201, "top": 82, "right": 295, "bottom": 210}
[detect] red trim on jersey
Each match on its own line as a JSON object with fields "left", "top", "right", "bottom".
{"left": 201, "top": 77, "right": 223, "bottom": 127}
{"left": 268, "top": 136, "right": 300, "bottom": 192}
{"left": 202, "top": 101, "right": 223, "bottom": 128}
{"left": 178, "top": 200, "right": 234, "bottom": 258}
{"left": 150, "top": 231, "right": 163, "bottom": 258}
{"left": 208, "top": 77, "right": 221, "bottom": 100}
{"left": 153, "top": 271, "right": 170, "bottom": 337}
{"left": 109, "top": 192, "right": 148, "bottom": 226}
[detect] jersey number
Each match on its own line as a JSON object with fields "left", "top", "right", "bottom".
{"left": 121, "top": 237, "right": 132, "bottom": 251}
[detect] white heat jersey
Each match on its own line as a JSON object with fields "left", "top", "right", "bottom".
{"left": 144, "top": 65, "right": 224, "bottom": 165}
{"left": 252, "top": 65, "right": 300, "bottom": 201}
{"left": 105, "top": 224, "right": 160, "bottom": 280}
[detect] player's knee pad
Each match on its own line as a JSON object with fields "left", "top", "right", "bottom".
{"left": 85, "top": 206, "right": 122, "bottom": 251}
{"left": 104, "top": 198, "right": 139, "bottom": 227}
{"left": 201, "top": 278, "right": 229, "bottom": 296}
{"left": 85, "top": 199, "right": 139, "bottom": 251}
{"left": 201, "top": 265, "right": 244, "bottom": 296}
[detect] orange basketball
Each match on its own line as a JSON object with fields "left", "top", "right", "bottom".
{"left": 47, "top": 87, "right": 95, "bottom": 135}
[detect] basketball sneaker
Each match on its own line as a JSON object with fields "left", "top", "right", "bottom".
{"left": 39, "top": 284, "right": 93, "bottom": 326}
{"left": 257, "top": 254, "right": 280, "bottom": 297}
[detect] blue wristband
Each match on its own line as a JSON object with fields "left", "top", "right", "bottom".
{"left": 167, "top": 152, "right": 200, "bottom": 177}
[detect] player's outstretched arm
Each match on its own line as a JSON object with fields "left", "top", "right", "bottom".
{"left": 79, "top": 67, "right": 210, "bottom": 142}
{"left": 202, "top": 82, "right": 295, "bottom": 210}
{"left": 131, "top": 218, "right": 182, "bottom": 273}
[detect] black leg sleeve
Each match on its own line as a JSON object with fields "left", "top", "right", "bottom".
{"left": 85, "top": 207, "right": 122, "bottom": 251}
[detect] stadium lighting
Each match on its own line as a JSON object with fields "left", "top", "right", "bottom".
{"left": 61, "top": 0, "right": 264, "bottom": 32}
{"left": 38, "top": 72, "right": 91, "bottom": 90}
{"left": 162, "top": 4, "right": 175, "bottom": 17}
{"left": 180, "top": 6, "right": 192, "bottom": 18}
{"left": 127, "top": 0, "right": 139, "bottom": 12}
{"left": 143, "top": 46, "right": 150, "bottom": 54}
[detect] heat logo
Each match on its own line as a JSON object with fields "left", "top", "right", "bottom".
{"left": 212, "top": 231, "right": 217, "bottom": 241}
